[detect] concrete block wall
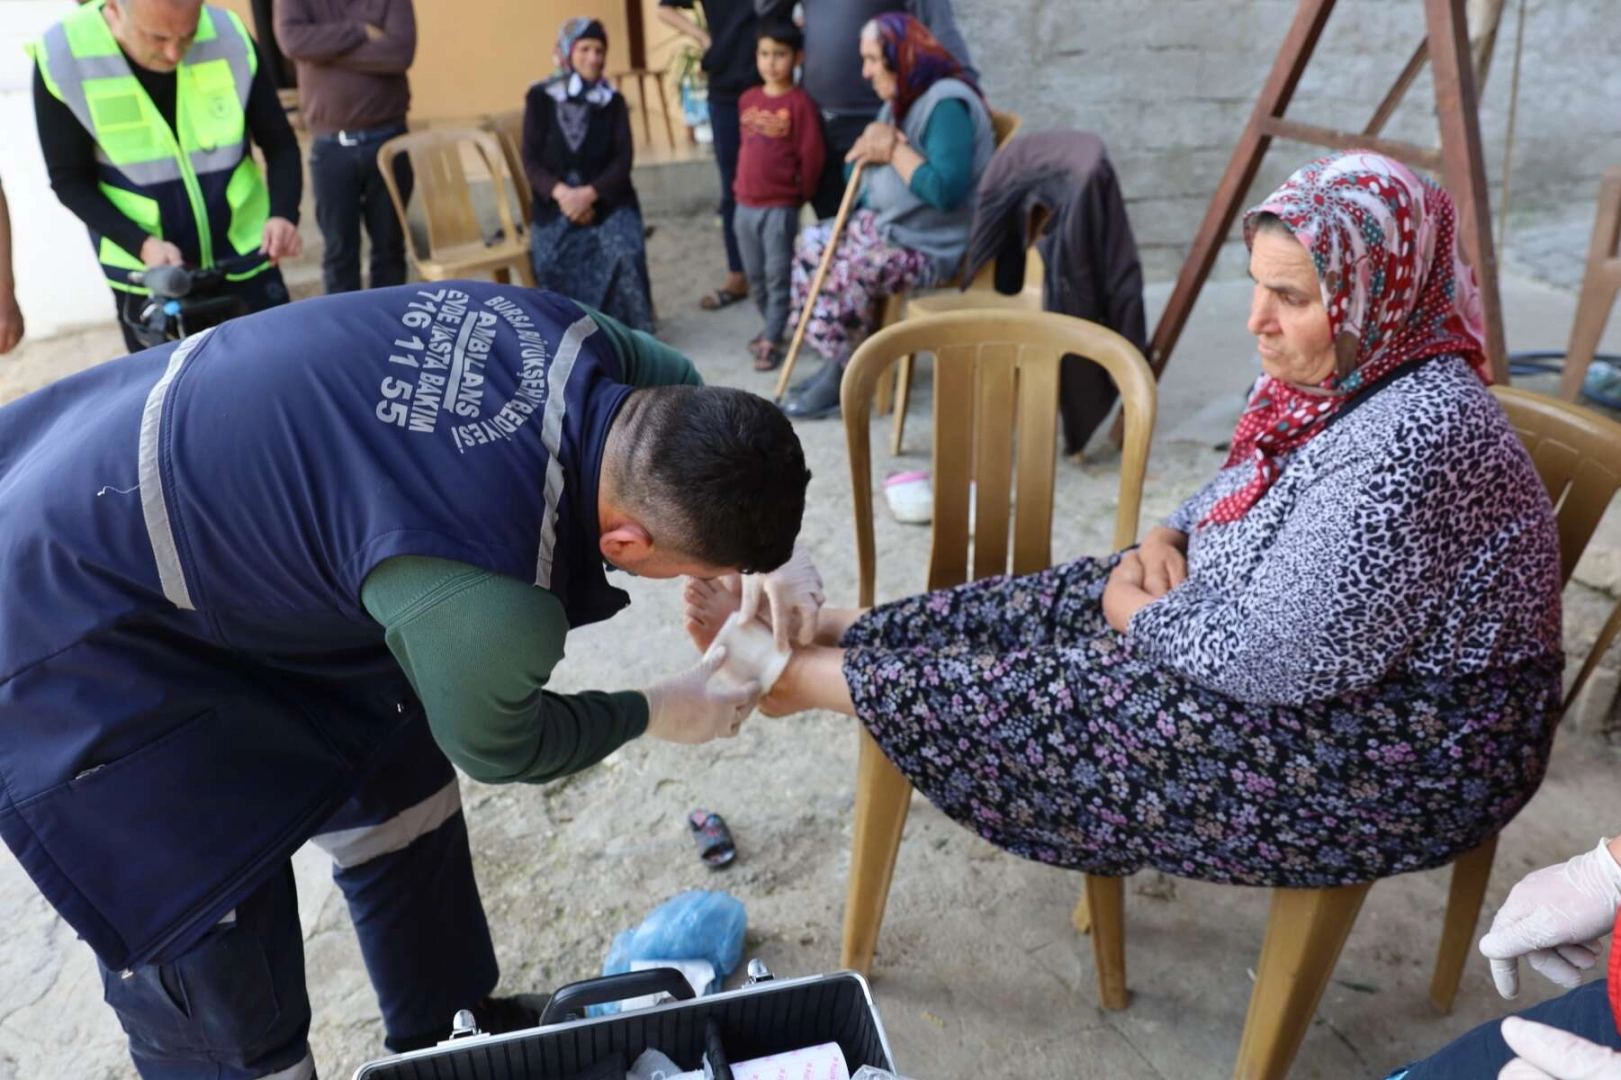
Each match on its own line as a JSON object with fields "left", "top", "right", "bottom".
{"left": 956, "top": 0, "right": 1621, "bottom": 281}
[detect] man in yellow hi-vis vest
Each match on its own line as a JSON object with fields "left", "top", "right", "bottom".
{"left": 31, "top": 0, "right": 304, "bottom": 353}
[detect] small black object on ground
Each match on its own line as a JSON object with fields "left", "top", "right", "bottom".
{"left": 689, "top": 809, "right": 736, "bottom": 869}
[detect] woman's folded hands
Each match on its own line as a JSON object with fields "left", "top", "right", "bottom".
{"left": 1136, "top": 527, "right": 1188, "bottom": 597}
{"left": 846, "top": 122, "right": 904, "bottom": 166}
{"left": 551, "top": 182, "right": 597, "bottom": 225}
{"left": 1104, "top": 527, "right": 1189, "bottom": 635}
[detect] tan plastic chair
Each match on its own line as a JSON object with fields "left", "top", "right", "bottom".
{"left": 1495, "top": 388, "right": 1621, "bottom": 712}
{"left": 988, "top": 107, "right": 1022, "bottom": 148}
{"left": 1079, "top": 385, "right": 1621, "bottom": 1080}
{"left": 1560, "top": 166, "right": 1621, "bottom": 403}
{"left": 377, "top": 128, "right": 537, "bottom": 287}
{"left": 610, "top": 68, "right": 677, "bottom": 148}
{"left": 838, "top": 309, "right": 1158, "bottom": 984}
{"left": 889, "top": 208, "right": 1049, "bottom": 454}
{"left": 482, "top": 108, "right": 531, "bottom": 223}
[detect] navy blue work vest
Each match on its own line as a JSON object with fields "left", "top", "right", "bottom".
{"left": 0, "top": 284, "right": 632, "bottom": 969}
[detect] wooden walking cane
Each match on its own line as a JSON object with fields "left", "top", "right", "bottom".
{"left": 775, "top": 161, "right": 865, "bottom": 402}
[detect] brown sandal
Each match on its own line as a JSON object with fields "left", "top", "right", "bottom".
{"left": 753, "top": 342, "right": 784, "bottom": 372}
{"left": 699, "top": 288, "right": 747, "bottom": 311}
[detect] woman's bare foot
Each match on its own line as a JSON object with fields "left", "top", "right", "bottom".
{"left": 683, "top": 580, "right": 857, "bottom": 718}
{"left": 757, "top": 645, "right": 855, "bottom": 718}
{"left": 682, "top": 576, "right": 743, "bottom": 654}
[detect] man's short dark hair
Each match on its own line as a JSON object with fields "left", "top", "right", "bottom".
{"left": 757, "top": 21, "right": 803, "bottom": 52}
{"left": 611, "top": 386, "right": 811, "bottom": 574}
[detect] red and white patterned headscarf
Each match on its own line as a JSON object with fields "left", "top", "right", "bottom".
{"left": 1200, "top": 151, "right": 1491, "bottom": 527}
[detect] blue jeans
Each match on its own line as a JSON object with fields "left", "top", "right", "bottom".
{"left": 98, "top": 719, "right": 498, "bottom": 1078}
{"left": 308, "top": 122, "right": 413, "bottom": 295}
{"left": 708, "top": 94, "right": 743, "bottom": 275}
{"left": 1389, "top": 980, "right": 1620, "bottom": 1078}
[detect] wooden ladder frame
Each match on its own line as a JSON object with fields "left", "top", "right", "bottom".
{"left": 1135, "top": 0, "right": 1510, "bottom": 446}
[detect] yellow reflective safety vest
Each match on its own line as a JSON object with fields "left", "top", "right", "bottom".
{"left": 28, "top": 1, "right": 272, "bottom": 293}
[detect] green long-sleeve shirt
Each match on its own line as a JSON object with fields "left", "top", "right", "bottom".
{"left": 359, "top": 303, "right": 700, "bottom": 785}
{"left": 844, "top": 98, "right": 976, "bottom": 211}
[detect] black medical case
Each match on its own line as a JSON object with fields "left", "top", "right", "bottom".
{"left": 352, "top": 963, "right": 899, "bottom": 1080}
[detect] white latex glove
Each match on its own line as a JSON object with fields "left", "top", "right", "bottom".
{"left": 643, "top": 648, "right": 759, "bottom": 745}
{"left": 735, "top": 541, "right": 824, "bottom": 652}
{"left": 1500, "top": 1017, "right": 1621, "bottom": 1079}
{"left": 1480, "top": 838, "right": 1621, "bottom": 999}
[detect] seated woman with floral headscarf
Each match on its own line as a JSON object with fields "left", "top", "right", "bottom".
{"left": 522, "top": 18, "right": 654, "bottom": 331}
{"left": 692, "top": 152, "right": 1566, "bottom": 890}
{"left": 781, "top": 13, "right": 994, "bottom": 419}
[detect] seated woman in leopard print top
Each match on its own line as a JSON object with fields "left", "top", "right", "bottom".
{"left": 687, "top": 151, "right": 1565, "bottom": 889}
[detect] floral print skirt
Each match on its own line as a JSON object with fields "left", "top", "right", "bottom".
{"left": 789, "top": 209, "right": 935, "bottom": 366}
{"left": 840, "top": 556, "right": 1562, "bottom": 888}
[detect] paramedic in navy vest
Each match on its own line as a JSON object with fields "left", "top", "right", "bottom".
{"left": 30, "top": 0, "right": 303, "bottom": 355}
{"left": 0, "top": 281, "right": 817, "bottom": 1079}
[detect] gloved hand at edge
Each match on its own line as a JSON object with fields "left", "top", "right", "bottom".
{"left": 643, "top": 648, "right": 760, "bottom": 745}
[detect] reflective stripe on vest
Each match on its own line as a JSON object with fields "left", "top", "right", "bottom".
{"left": 535, "top": 314, "right": 600, "bottom": 589}
{"left": 29, "top": 1, "right": 268, "bottom": 286}
{"left": 310, "top": 780, "right": 462, "bottom": 869}
{"left": 138, "top": 327, "right": 215, "bottom": 610}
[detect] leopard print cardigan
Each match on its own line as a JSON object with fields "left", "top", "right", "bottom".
{"left": 1128, "top": 355, "right": 1564, "bottom": 706}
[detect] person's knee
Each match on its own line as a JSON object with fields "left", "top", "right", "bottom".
{"left": 183, "top": 928, "right": 311, "bottom": 1068}
{"left": 1397, "top": 981, "right": 1619, "bottom": 1079}
{"left": 767, "top": 238, "right": 795, "bottom": 277}
{"left": 103, "top": 870, "right": 312, "bottom": 1076}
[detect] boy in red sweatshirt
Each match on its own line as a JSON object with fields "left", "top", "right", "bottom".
{"left": 734, "top": 22, "right": 824, "bottom": 371}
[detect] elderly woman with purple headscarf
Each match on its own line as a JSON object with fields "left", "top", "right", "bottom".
{"left": 692, "top": 151, "right": 1565, "bottom": 891}
{"left": 781, "top": 12, "right": 994, "bottom": 418}
{"left": 522, "top": 17, "right": 654, "bottom": 330}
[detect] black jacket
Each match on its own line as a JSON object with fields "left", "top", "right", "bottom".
{"left": 961, "top": 132, "right": 1147, "bottom": 454}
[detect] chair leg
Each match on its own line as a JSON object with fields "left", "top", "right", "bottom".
{"left": 658, "top": 79, "right": 677, "bottom": 146}
{"left": 1232, "top": 882, "right": 1372, "bottom": 1080}
{"left": 1561, "top": 169, "right": 1621, "bottom": 402}
{"left": 637, "top": 75, "right": 654, "bottom": 146}
{"left": 1430, "top": 834, "right": 1498, "bottom": 1014}
{"left": 874, "top": 364, "right": 896, "bottom": 416}
{"left": 1072, "top": 892, "right": 1091, "bottom": 934}
{"left": 889, "top": 354, "right": 915, "bottom": 455}
{"left": 1560, "top": 267, "right": 1621, "bottom": 402}
{"left": 871, "top": 295, "right": 906, "bottom": 417}
{"left": 1084, "top": 875, "right": 1129, "bottom": 1010}
{"left": 841, "top": 729, "right": 913, "bottom": 975}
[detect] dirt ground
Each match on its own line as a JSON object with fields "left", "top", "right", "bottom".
{"left": 2, "top": 210, "right": 1620, "bottom": 1080}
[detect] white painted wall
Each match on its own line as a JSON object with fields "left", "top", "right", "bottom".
{"left": 1, "top": 1, "right": 119, "bottom": 340}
